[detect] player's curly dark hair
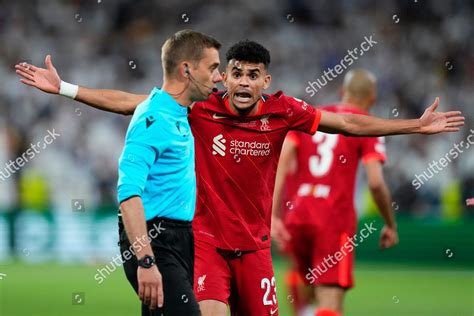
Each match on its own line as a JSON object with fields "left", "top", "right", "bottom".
{"left": 226, "top": 40, "right": 271, "bottom": 68}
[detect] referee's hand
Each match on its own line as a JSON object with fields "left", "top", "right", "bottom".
{"left": 138, "top": 265, "right": 164, "bottom": 310}
{"left": 15, "top": 55, "right": 61, "bottom": 94}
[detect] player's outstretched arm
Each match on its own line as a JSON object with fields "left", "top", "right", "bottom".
{"left": 318, "top": 98, "right": 465, "bottom": 136}
{"left": 365, "top": 160, "right": 398, "bottom": 249}
{"left": 15, "top": 55, "right": 146, "bottom": 115}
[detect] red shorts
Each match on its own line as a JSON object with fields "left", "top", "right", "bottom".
{"left": 194, "top": 239, "right": 279, "bottom": 315}
{"left": 286, "top": 223, "right": 355, "bottom": 289}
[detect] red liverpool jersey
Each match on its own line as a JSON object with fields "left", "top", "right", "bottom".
{"left": 284, "top": 104, "right": 386, "bottom": 228}
{"left": 189, "top": 91, "right": 321, "bottom": 251}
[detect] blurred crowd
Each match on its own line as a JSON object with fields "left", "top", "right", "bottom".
{"left": 0, "top": 0, "right": 472, "bottom": 218}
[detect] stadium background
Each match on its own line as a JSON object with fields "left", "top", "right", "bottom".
{"left": 0, "top": 0, "right": 472, "bottom": 315}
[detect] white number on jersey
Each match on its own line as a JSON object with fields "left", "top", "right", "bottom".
{"left": 309, "top": 133, "right": 339, "bottom": 177}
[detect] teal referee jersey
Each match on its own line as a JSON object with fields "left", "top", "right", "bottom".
{"left": 117, "top": 88, "right": 195, "bottom": 221}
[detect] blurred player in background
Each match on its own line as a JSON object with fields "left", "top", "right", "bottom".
{"left": 15, "top": 37, "right": 464, "bottom": 316}
{"left": 272, "top": 69, "right": 399, "bottom": 316}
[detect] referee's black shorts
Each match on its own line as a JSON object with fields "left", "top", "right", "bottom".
{"left": 118, "top": 216, "right": 201, "bottom": 316}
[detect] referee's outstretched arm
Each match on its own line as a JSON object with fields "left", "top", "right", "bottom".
{"left": 15, "top": 55, "right": 145, "bottom": 115}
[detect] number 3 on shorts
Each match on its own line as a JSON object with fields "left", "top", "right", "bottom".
{"left": 261, "top": 277, "right": 277, "bottom": 306}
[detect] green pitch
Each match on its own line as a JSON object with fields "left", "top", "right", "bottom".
{"left": 0, "top": 259, "right": 472, "bottom": 316}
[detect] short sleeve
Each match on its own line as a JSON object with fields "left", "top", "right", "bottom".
{"left": 361, "top": 136, "right": 387, "bottom": 164}
{"left": 117, "top": 118, "right": 166, "bottom": 203}
{"left": 284, "top": 95, "right": 321, "bottom": 135}
{"left": 285, "top": 131, "right": 301, "bottom": 148}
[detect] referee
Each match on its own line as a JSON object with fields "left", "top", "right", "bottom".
{"left": 117, "top": 30, "right": 221, "bottom": 315}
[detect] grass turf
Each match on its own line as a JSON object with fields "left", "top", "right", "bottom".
{"left": 0, "top": 259, "right": 472, "bottom": 316}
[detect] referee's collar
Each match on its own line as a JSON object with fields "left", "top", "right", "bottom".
{"left": 151, "top": 87, "right": 188, "bottom": 117}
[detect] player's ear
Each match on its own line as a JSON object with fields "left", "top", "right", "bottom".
{"left": 263, "top": 74, "right": 272, "bottom": 90}
{"left": 222, "top": 71, "right": 228, "bottom": 88}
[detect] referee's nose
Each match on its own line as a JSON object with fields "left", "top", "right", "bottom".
{"left": 212, "top": 69, "right": 223, "bottom": 83}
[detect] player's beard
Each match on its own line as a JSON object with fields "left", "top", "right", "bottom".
{"left": 234, "top": 100, "right": 258, "bottom": 116}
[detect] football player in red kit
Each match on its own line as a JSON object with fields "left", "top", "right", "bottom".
{"left": 272, "top": 69, "right": 399, "bottom": 316}
{"left": 16, "top": 38, "right": 464, "bottom": 316}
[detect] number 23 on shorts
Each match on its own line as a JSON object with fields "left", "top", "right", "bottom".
{"left": 261, "top": 276, "right": 278, "bottom": 314}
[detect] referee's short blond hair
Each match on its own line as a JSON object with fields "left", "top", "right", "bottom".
{"left": 162, "top": 29, "right": 221, "bottom": 78}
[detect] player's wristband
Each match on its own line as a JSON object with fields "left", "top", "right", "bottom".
{"left": 59, "top": 80, "right": 79, "bottom": 99}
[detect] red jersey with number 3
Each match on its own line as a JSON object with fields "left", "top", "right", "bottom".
{"left": 284, "top": 104, "right": 386, "bottom": 228}
{"left": 189, "top": 91, "right": 321, "bottom": 251}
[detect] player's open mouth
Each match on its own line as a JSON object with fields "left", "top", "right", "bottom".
{"left": 234, "top": 92, "right": 252, "bottom": 103}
